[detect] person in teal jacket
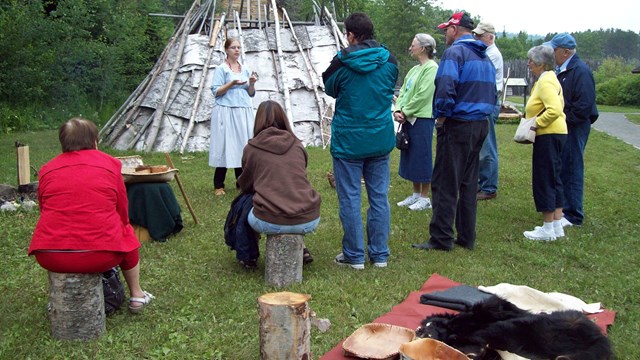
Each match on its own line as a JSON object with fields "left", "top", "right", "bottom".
{"left": 322, "top": 12, "right": 398, "bottom": 269}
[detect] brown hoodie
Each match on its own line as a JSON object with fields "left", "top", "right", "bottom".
{"left": 237, "top": 127, "right": 321, "bottom": 225}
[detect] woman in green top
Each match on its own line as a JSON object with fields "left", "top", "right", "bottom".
{"left": 393, "top": 33, "right": 439, "bottom": 211}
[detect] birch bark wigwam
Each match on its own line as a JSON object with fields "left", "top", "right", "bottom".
{"left": 100, "top": 0, "right": 344, "bottom": 153}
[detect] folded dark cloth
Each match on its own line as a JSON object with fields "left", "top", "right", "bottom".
{"left": 420, "top": 285, "right": 494, "bottom": 311}
{"left": 127, "top": 182, "right": 183, "bottom": 241}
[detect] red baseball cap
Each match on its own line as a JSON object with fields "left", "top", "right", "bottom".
{"left": 437, "top": 12, "right": 474, "bottom": 29}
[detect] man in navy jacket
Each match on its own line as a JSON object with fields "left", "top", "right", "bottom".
{"left": 544, "top": 33, "right": 598, "bottom": 227}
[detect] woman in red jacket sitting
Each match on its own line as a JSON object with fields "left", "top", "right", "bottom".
{"left": 28, "top": 118, "right": 153, "bottom": 314}
{"left": 237, "top": 101, "right": 321, "bottom": 268}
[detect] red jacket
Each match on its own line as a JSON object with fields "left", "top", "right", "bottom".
{"left": 28, "top": 150, "right": 140, "bottom": 254}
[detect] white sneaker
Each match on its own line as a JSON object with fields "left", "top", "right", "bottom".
{"left": 397, "top": 194, "right": 419, "bottom": 207}
{"left": 560, "top": 217, "right": 574, "bottom": 228}
{"left": 371, "top": 261, "right": 387, "bottom": 268}
{"left": 524, "top": 226, "right": 557, "bottom": 241}
{"left": 535, "top": 226, "right": 564, "bottom": 238}
{"left": 409, "top": 197, "right": 431, "bottom": 211}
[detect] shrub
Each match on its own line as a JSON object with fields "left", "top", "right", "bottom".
{"left": 596, "top": 75, "right": 640, "bottom": 106}
{"left": 593, "top": 56, "right": 633, "bottom": 85}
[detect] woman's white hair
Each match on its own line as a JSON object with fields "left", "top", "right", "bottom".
{"left": 415, "top": 33, "right": 437, "bottom": 56}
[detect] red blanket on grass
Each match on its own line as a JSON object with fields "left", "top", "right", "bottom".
{"left": 319, "top": 273, "right": 616, "bottom": 360}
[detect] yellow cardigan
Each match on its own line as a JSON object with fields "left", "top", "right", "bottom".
{"left": 525, "top": 71, "right": 567, "bottom": 135}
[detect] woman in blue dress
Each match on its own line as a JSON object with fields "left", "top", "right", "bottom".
{"left": 209, "top": 38, "right": 258, "bottom": 195}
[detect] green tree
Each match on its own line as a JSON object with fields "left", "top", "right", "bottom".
{"left": 593, "top": 56, "right": 633, "bottom": 84}
{"left": 603, "top": 29, "right": 640, "bottom": 60}
{"left": 0, "top": 1, "right": 60, "bottom": 105}
{"left": 496, "top": 31, "right": 533, "bottom": 60}
{"left": 574, "top": 30, "right": 605, "bottom": 60}
{"left": 0, "top": 0, "right": 178, "bottom": 127}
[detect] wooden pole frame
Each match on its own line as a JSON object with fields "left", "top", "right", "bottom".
{"left": 165, "top": 153, "right": 199, "bottom": 224}
{"left": 269, "top": 0, "right": 294, "bottom": 128}
{"left": 179, "top": 13, "right": 227, "bottom": 154}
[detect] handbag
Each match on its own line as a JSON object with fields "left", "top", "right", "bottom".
{"left": 395, "top": 123, "right": 410, "bottom": 150}
{"left": 102, "top": 266, "right": 126, "bottom": 316}
{"left": 513, "top": 116, "right": 537, "bottom": 144}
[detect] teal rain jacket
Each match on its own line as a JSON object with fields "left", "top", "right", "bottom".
{"left": 322, "top": 40, "right": 398, "bottom": 159}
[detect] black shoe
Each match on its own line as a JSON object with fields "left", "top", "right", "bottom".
{"left": 454, "top": 240, "right": 474, "bottom": 250}
{"left": 411, "top": 242, "right": 452, "bottom": 251}
{"left": 477, "top": 191, "right": 497, "bottom": 200}
{"left": 239, "top": 259, "right": 257, "bottom": 269}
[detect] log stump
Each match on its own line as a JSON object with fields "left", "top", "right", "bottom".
{"left": 258, "top": 292, "right": 311, "bottom": 360}
{"left": 48, "top": 272, "right": 106, "bottom": 341}
{"left": 265, "top": 234, "right": 304, "bottom": 288}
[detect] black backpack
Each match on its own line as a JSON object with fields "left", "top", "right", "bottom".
{"left": 102, "top": 267, "right": 126, "bottom": 316}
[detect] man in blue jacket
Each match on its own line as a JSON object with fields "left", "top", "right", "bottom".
{"left": 544, "top": 33, "right": 598, "bottom": 227}
{"left": 413, "top": 12, "right": 496, "bottom": 251}
{"left": 322, "top": 12, "right": 398, "bottom": 269}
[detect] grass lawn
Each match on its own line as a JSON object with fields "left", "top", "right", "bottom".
{"left": 1, "top": 124, "right": 639, "bottom": 358}
{"left": 625, "top": 113, "right": 640, "bottom": 126}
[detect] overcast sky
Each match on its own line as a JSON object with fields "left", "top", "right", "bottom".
{"left": 433, "top": 0, "right": 639, "bottom": 36}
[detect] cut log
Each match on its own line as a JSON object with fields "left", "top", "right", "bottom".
{"left": 258, "top": 292, "right": 311, "bottom": 360}
{"left": 265, "top": 234, "right": 304, "bottom": 287}
{"left": 48, "top": 272, "right": 106, "bottom": 341}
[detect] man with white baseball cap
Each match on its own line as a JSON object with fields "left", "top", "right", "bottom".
{"left": 473, "top": 21, "right": 503, "bottom": 201}
{"left": 544, "top": 33, "right": 599, "bottom": 228}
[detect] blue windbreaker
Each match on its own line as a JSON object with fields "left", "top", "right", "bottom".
{"left": 433, "top": 34, "right": 497, "bottom": 121}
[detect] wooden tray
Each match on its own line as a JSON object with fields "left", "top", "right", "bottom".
{"left": 121, "top": 168, "right": 178, "bottom": 183}
{"left": 116, "top": 155, "right": 177, "bottom": 183}
{"left": 343, "top": 323, "right": 416, "bottom": 360}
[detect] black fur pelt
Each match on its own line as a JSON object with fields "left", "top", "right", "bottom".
{"left": 415, "top": 295, "right": 613, "bottom": 360}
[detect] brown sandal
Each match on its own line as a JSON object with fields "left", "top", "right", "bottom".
{"left": 303, "top": 248, "right": 313, "bottom": 265}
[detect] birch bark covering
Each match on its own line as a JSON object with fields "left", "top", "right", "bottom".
{"left": 258, "top": 292, "right": 311, "bottom": 360}
{"left": 48, "top": 272, "right": 106, "bottom": 341}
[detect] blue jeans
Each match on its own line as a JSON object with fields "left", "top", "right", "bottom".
{"left": 560, "top": 121, "right": 591, "bottom": 225}
{"left": 333, "top": 154, "right": 391, "bottom": 264}
{"left": 478, "top": 100, "right": 500, "bottom": 194}
{"left": 248, "top": 209, "right": 320, "bottom": 234}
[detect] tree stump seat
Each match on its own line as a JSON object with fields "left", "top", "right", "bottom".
{"left": 47, "top": 271, "right": 106, "bottom": 341}
{"left": 258, "top": 292, "right": 311, "bottom": 359}
{"left": 265, "top": 234, "right": 304, "bottom": 288}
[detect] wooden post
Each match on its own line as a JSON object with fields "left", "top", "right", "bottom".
{"left": 48, "top": 272, "right": 106, "bottom": 341}
{"left": 265, "top": 234, "right": 304, "bottom": 287}
{"left": 270, "top": 0, "right": 294, "bottom": 128}
{"left": 16, "top": 145, "right": 30, "bottom": 185}
{"left": 258, "top": 292, "right": 311, "bottom": 360}
{"left": 165, "top": 153, "right": 199, "bottom": 224}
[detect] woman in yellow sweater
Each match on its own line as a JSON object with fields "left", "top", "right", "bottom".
{"left": 523, "top": 45, "right": 568, "bottom": 241}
